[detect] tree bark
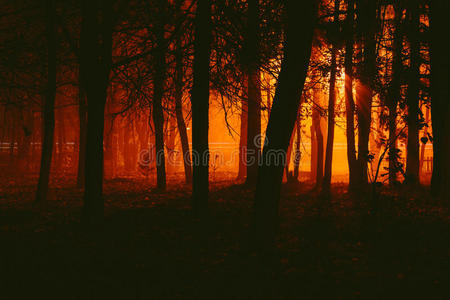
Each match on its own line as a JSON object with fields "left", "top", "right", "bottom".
{"left": 387, "top": 2, "right": 403, "bottom": 186}
{"left": 405, "top": 0, "right": 420, "bottom": 185}
{"left": 252, "top": 0, "right": 317, "bottom": 248}
{"left": 355, "top": 0, "right": 377, "bottom": 187}
{"left": 152, "top": 4, "right": 167, "bottom": 190}
{"left": 293, "top": 117, "right": 301, "bottom": 180}
{"left": 312, "top": 88, "right": 324, "bottom": 187}
{"left": 35, "top": 0, "right": 57, "bottom": 205}
{"left": 190, "top": 0, "right": 212, "bottom": 216}
{"left": 429, "top": 0, "right": 450, "bottom": 199}
{"left": 237, "top": 94, "right": 247, "bottom": 180}
{"left": 245, "top": 0, "right": 261, "bottom": 186}
{"left": 344, "top": 0, "right": 357, "bottom": 188}
{"left": 174, "top": 39, "right": 192, "bottom": 184}
{"left": 322, "top": 0, "right": 340, "bottom": 193}
{"left": 76, "top": 75, "right": 87, "bottom": 188}
{"left": 80, "top": 0, "right": 113, "bottom": 225}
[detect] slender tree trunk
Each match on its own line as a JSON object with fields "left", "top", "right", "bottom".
{"left": 344, "top": 0, "right": 357, "bottom": 188}
{"left": 237, "top": 94, "right": 248, "bottom": 180}
{"left": 293, "top": 117, "right": 301, "bottom": 180}
{"left": 174, "top": 45, "right": 192, "bottom": 184}
{"left": 419, "top": 106, "right": 430, "bottom": 176}
{"left": 76, "top": 76, "right": 87, "bottom": 188}
{"left": 80, "top": 0, "right": 113, "bottom": 224}
{"left": 284, "top": 129, "right": 295, "bottom": 181}
{"left": 405, "top": 0, "right": 420, "bottom": 185}
{"left": 322, "top": 0, "right": 340, "bottom": 193}
{"left": 387, "top": 3, "right": 403, "bottom": 186}
{"left": 429, "top": 0, "right": 450, "bottom": 199}
{"left": 166, "top": 110, "right": 177, "bottom": 174}
{"left": 152, "top": 6, "right": 167, "bottom": 190}
{"left": 355, "top": 0, "right": 377, "bottom": 187}
{"left": 191, "top": 0, "right": 212, "bottom": 216}
{"left": 35, "top": 0, "right": 56, "bottom": 204}
{"left": 322, "top": 44, "right": 338, "bottom": 191}
{"left": 245, "top": 0, "right": 261, "bottom": 185}
{"left": 312, "top": 88, "right": 324, "bottom": 187}
{"left": 253, "top": 0, "right": 317, "bottom": 248}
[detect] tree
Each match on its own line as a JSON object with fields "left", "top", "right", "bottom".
{"left": 429, "top": 0, "right": 450, "bottom": 199}
{"left": 244, "top": 0, "right": 262, "bottom": 186}
{"left": 191, "top": 0, "right": 212, "bottom": 217}
{"left": 387, "top": 1, "right": 403, "bottom": 186}
{"left": 174, "top": 38, "right": 192, "bottom": 184}
{"left": 152, "top": 0, "right": 168, "bottom": 190}
{"left": 355, "top": 0, "right": 377, "bottom": 187}
{"left": 344, "top": 0, "right": 358, "bottom": 188}
{"left": 405, "top": 0, "right": 421, "bottom": 184}
{"left": 80, "top": 0, "right": 114, "bottom": 224}
{"left": 252, "top": 0, "right": 317, "bottom": 248}
{"left": 322, "top": 0, "right": 340, "bottom": 193}
{"left": 35, "top": 0, "right": 57, "bottom": 205}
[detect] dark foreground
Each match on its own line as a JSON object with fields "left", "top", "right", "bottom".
{"left": 1, "top": 174, "right": 449, "bottom": 299}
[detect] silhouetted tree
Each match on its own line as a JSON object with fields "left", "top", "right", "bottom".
{"left": 344, "top": 0, "right": 357, "bottom": 188}
{"left": 405, "top": 0, "right": 421, "bottom": 184}
{"left": 355, "top": 0, "right": 377, "bottom": 187}
{"left": 35, "top": 0, "right": 57, "bottom": 205}
{"left": 244, "top": 0, "right": 262, "bottom": 186}
{"left": 253, "top": 0, "right": 317, "bottom": 248}
{"left": 80, "top": 0, "right": 114, "bottom": 224}
{"left": 191, "top": 0, "right": 212, "bottom": 216}
{"left": 152, "top": 0, "right": 168, "bottom": 190}
{"left": 430, "top": 0, "right": 450, "bottom": 199}
{"left": 322, "top": 0, "right": 340, "bottom": 193}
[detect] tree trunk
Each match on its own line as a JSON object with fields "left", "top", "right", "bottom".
{"left": 245, "top": 0, "right": 261, "bottom": 186}
{"left": 312, "top": 88, "right": 324, "bottom": 187}
{"left": 293, "top": 117, "right": 301, "bottom": 180}
{"left": 419, "top": 106, "right": 430, "bottom": 177}
{"left": 35, "top": 0, "right": 57, "bottom": 204}
{"left": 355, "top": 0, "right": 377, "bottom": 187}
{"left": 174, "top": 45, "right": 192, "bottom": 184}
{"left": 322, "top": 0, "right": 340, "bottom": 193}
{"left": 405, "top": 0, "right": 420, "bottom": 185}
{"left": 344, "top": 0, "right": 357, "bottom": 188}
{"left": 237, "top": 94, "right": 247, "bottom": 180}
{"left": 76, "top": 76, "right": 87, "bottom": 188}
{"left": 80, "top": 0, "right": 113, "bottom": 225}
{"left": 429, "top": 0, "right": 450, "bottom": 199}
{"left": 284, "top": 129, "right": 295, "bottom": 181}
{"left": 190, "top": 0, "right": 212, "bottom": 216}
{"left": 152, "top": 6, "right": 167, "bottom": 190}
{"left": 253, "top": 0, "right": 317, "bottom": 248}
{"left": 387, "top": 2, "right": 403, "bottom": 186}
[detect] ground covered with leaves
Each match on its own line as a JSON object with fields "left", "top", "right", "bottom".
{"left": 1, "top": 173, "right": 450, "bottom": 299}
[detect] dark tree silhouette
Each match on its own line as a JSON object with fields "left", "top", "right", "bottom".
{"left": 344, "top": 0, "right": 357, "bottom": 188}
{"left": 80, "top": 0, "right": 114, "bottom": 224}
{"left": 152, "top": 0, "right": 168, "bottom": 190}
{"left": 355, "top": 0, "right": 377, "bottom": 187}
{"left": 387, "top": 1, "right": 403, "bottom": 186}
{"left": 191, "top": 0, "right": 212, "bottom": 216}
{"left": 253, "top": 0, "right": 317, "bottom": 248}
{"left": 405, "top": 0, "right": 421, "bottom": 185}
{"left": 244, "top": 0, "right": 262, "bottom": 186}
{"left": 430, "top": 0, "right": 450, "bottom": 199}
{"left": 322, "top": 0, "right": 340, "bottom": 193}
{"left": 174, "top": 38, "right": 192, "bottom": 185}
{"left": 35, "top": 0, "right": 57, "bottom": 205}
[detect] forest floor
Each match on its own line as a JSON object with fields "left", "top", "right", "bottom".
{"left": 1, "top": 172, "right": 450, "bottom": 299}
